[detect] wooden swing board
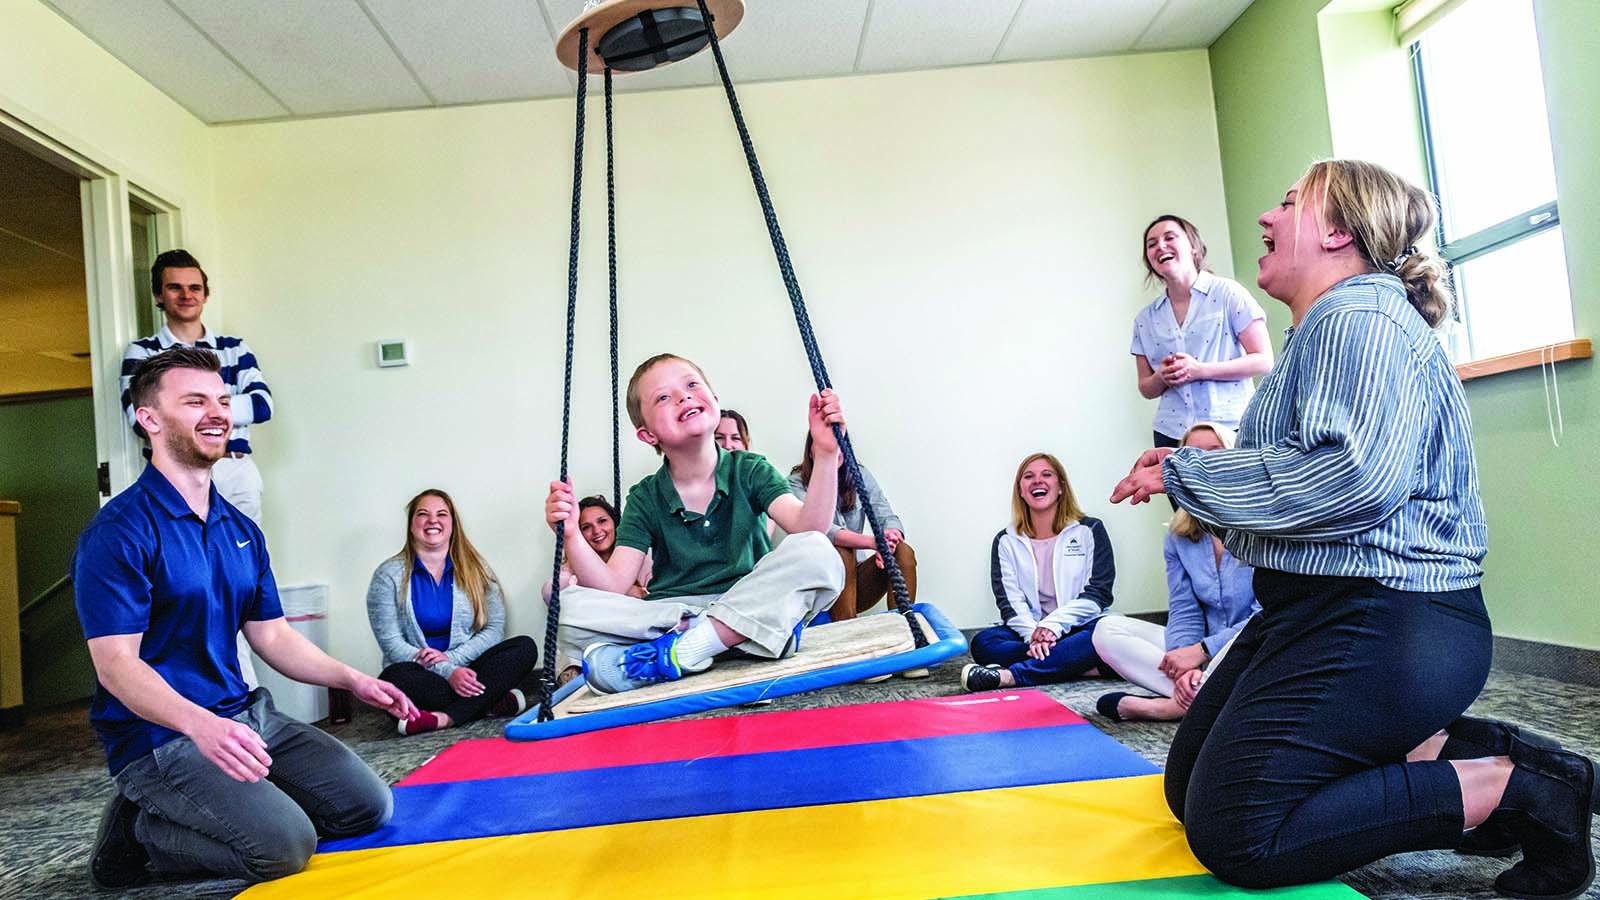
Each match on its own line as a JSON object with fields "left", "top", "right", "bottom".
{"left": 505, "top": 603, "right": 967, "bottom": 740}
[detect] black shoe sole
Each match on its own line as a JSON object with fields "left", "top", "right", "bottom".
{"left": 1494, "top": 856, "right": 1594, "bottom": 900}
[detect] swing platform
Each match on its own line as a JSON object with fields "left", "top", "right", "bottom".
{"left": 506, "top": 603, "right": 967, "bottom": 740}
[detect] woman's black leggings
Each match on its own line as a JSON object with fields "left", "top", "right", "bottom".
{"left": 379, "top": 635, "right": 538, "bottom": 726}
{"left": 1166, "top": 569, "right": 1493, "bottom": 888}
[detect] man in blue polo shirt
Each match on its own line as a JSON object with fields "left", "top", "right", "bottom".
{"left": 76, "top": 347, "right": 416, "bottom": 890}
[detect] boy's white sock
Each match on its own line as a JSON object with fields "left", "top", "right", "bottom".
{"left": 675, "top": 618, "right": 733, "bottom": 670}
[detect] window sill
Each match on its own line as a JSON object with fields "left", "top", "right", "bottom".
{"left": 1456, "top": 339, "right": 1591, "bottom": 382}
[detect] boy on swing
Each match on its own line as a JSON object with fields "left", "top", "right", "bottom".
{"left": 543, "top": 353, "right": 846, "bottom": 693}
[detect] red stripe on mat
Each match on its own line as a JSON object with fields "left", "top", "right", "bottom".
{"left": 398, "top": 689, "right": 1085, "bottom": 786}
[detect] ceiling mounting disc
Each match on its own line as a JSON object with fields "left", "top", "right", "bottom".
{"left": 556, "top": 0, "right": 744, "bottom": 73}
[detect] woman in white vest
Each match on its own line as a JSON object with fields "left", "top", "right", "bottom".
{"left": 961, "top": 452, "right": 1115, "bottom": 692}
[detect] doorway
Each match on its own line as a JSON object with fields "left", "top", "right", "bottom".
{"left": 0, "top": 132, "right": 100, "bottom": 711}
{"left": 0, "top": 113, "right": 178, "bottom": 720}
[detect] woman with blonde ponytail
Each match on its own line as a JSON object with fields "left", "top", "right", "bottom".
{"left": 1091, "top": 422, "right": 1259, "bottom": 723}
{"left": 366, "top": 490, "right": 538, "bottom": 735}
{"left": 1109, "top": 160, "right": 1595, "bottom": 897}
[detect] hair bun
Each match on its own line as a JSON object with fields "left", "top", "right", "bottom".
{"left": 1395, "top": 252, "right": 1451, "bottom": 328}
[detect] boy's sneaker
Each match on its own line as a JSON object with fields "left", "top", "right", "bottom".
{"left": 777, "top": 619, "right": 807, "bottom": 659}
{"left": 960, "top": 663, "right": 1005, "bottom": 693}
{"left": 89, "top": 793, "right": 151, "bottom": 891}
{"left": 488, "top": 689, "right": 526, "bottom": 718}
{"left": 584, "top": 632, "right": 709, "bottom": 695}
{"left": 897, "top": 667, "right": 931, "bottom": 679}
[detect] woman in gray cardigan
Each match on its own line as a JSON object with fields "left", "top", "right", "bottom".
{"left": 787, "top": 433, "right": 916, "bottom": 620}
{"left": 367, "top": 489, "right": 537, "bottom": 736}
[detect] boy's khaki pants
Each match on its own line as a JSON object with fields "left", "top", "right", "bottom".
{"left": 555, "top": 531, "right": 844, "bottom": 670}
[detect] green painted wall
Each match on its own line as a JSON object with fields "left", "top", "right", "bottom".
{"left": 1209, "top": 0, "right": 1600, "bottom": 649}
{"left": 0, "top": 396, "right": 99, "bottom": 706}
{"left": 1210, "top": 0, "right": 1334, "bottom": 340}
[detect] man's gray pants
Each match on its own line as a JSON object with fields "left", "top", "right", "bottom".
{"left": 113, "top": 688, "right": 390, "bottom": 883}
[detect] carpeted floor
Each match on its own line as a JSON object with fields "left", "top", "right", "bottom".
{"left": 2, "top": 664, "right": 1596, "bottom": 900}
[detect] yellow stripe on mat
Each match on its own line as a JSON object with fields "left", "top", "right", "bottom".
{"left": 242, "top": 775, "right": 1205, "bottom": 900}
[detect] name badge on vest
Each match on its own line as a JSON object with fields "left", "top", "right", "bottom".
{"left": 1062, "top": 537, "right": 1086, "bottom": 557}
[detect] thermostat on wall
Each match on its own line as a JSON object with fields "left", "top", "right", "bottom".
{"left": 376, "top": 339, "right": 410, "bottom": 368}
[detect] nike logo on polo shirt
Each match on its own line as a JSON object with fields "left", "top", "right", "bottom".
{"left": 236, "top": 540, "right": 251, "bottom": 549}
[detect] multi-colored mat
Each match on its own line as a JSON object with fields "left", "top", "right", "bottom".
{"left": 240, "top": 690, "right": 1366, "bottom": 899}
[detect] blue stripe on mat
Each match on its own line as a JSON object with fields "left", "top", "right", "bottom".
{"left": 325, "top": 721, "right": 1156, "bottom": 852}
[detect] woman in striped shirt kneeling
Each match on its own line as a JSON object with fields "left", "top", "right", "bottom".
{"left": 1111, "top": 159, "right": 1594, "bottom": 898}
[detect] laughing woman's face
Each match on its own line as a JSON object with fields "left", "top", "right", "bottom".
{"left": 1018, "top": 459, "right": 1062, "bottom": 514}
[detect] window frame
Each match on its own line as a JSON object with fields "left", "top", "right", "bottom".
{"left": 1409, "top": 16, "right": 1568, "bottom": 362}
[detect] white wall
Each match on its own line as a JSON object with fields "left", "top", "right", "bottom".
{"left": 212, "top": 50, "right": 1236, "bottom": 671}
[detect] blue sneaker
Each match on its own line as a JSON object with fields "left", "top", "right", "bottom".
{"left": 582, "top": 632, "right": 692, "bottom": 695}
{"left": 778, "top": 618, "right": 806, "bottom": 659}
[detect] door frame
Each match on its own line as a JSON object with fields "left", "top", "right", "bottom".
{"left": 0, "top": 104, "right": 187, "bottom": 498}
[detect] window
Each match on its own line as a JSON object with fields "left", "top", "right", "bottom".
{"left": 1412, "top": 0, "right": 1571, "bottom": 362}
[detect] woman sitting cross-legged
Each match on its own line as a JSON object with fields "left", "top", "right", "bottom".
{"left": 1091, "top": 422, "right": 1260, "bottom": 722}
{"left": 963, "top": 452, "right": 1114, "bottom": 692}
{"left": 367, "top": 489, "right": 538, "bottom": 736}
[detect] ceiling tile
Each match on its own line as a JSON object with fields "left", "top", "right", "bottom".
{"left": 0, "top": 349, "right": 93, "bottom": 395}
{"left": 362, "top": 0, "right": 571, "bottom": 104}
{"left": 857, "top": 0, "right": 1024, "bottom": 72}
{"left": 43, "top": 0, "right": 290, "bottom": 122}
{"left": 40, "top": 0, "right": 1256, "bottom": 123}
{"left": 1133, "top": 0, "right": 1256, "bottom": 51}
{"left": 0, "top": 303, "right": 90, "bottom": 353}
{"left": 0, "top": 200, "right": 86, "bottom": 262}
{"left": 168, "top": 0, "right": 431, "bottom": 116}
{"left": 587, "top": 0, "right": 868, "bottom": 100}
{"left": 995, "top": 0, "right": 1165, "bottom": 61}
{"left": 0, "top": 285, "right": 85, "bottom": 322}
{"left": 707, "top": 0, "right": 869, "bottom": 83}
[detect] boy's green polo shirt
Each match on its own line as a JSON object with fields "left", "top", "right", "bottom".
{"left": 615, "top": 449, "right": 792, "bottom": 599}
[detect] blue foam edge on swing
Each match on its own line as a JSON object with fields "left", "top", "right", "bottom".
{"left": 504, "top": 602, "right": 968, "bottom": 741}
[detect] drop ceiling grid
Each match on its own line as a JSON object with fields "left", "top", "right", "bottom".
{"left": 856, "top": 0, "right": 1024, "bottom": 72}
{"left": 1135, "top": 0, "right": 1257, "bottom": 51}
{"left": 166, "top": 0, "right": 431, "bottom": 115}
{"left": 997, "top": 0, "right": 1168, "bottom": 62}
{"left": 363, "top": 0, "right": 571, "bottom": 104}
{"left": 707, "top": 0, "right": 869, "bottom": 83}
{"left": 35, "top": 0, "right": 1259, "bottom": 124}
{"left": 41, "top": 0, "right": 290, "bottom": 122}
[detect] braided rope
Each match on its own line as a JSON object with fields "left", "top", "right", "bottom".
{"left": 606, "top": 66, "right": 622, "bottom": 510}
{"left": 539, "top": 27, "right": 589, "bottom": 722}
{"left": 695, "top": 0, "right": 923, "bottom": 646}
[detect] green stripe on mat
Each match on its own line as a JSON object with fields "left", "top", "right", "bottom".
{"left": 948, "top": 874, "right": 1366, "bottom": 898}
